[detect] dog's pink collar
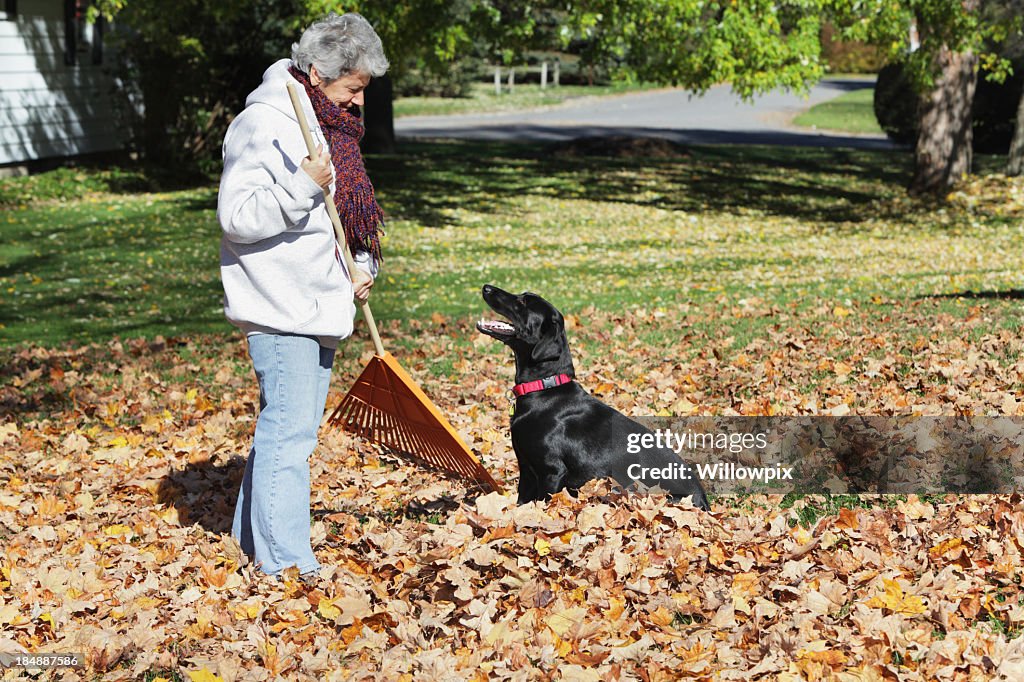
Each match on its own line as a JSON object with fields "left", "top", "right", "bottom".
{"left": 512, "top": 374, "right": 573, "bottom": 397}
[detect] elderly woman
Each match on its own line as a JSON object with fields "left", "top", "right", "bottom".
{"left": 218, "top": 13, "right": 388, "bottom": 579}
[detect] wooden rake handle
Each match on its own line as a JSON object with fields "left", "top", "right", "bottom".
{"left": 286, "top": 81, "right": 386, "bottom": 357}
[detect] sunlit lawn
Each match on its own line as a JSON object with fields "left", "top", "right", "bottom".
{"left": 792, "top": 87, "right": 883, "bottom": 135}
{"left": 393, "top": 81, "right": 659, "bottom": 118}
{"left": 1, "top": 141, "right": 1020, "bottom": 368}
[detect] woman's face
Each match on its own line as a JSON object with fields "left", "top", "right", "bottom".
{"left": 310, "top": 66, "right": 370, "bottom": 109}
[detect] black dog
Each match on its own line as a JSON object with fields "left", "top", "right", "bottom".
{"left": 477, "top": 285, "right": 709, "bottom": 509}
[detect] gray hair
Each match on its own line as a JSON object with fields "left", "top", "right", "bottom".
{"left": 291, "top": 13, "right": 388, "bottom": 81}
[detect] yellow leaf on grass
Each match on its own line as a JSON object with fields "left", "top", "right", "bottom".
{"left": 929, "top": 537, "right": 963, "bottom": 559}
{"left": 188, "top": 668, "right": 223, "bottom": 682}
{"left": 233, "top": 602, "right": 260, "bottom": 620}
{"left": 833, "top": 361, "right": 853, "bottom": 376}
{"left": 797, "top": 643, "right": 847, "bottom": 667}
{"left": 318, "top": 596, "right": 341, "bottom": 620}
{"left": 485, "top": 619, "right": 514, "bottom": 646}
{"left": 545, "top": 607, "right": 586, "bottom": 637}
{"left": 184, "top": 617, "right": 215, "bottom": 639}
{"left": 731, "top": 571, "right": 760, "bottom": 597}
{"left": 158, "top": 506, "right": 180, "bottom": 525}
{"left": 832, "top": 305, "right": 852, "bottom": 318}
{"left": 865, "top": 578, "right": 926, "bottom": 615}
{"left": 647, "top": 606, "right": 675, "bottom": 627}
{"left": 606, "top": 596, "right": 626, "bottom": 621}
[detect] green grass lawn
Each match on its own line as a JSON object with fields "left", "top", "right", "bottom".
{"left": 1, "top": 142, "right": 1021, "bottom": 370}
{"left": 792, "top": 87, "right": 884, "bottom": 135}
{"left": 393, "top": 81, "right": 658, "bottom": 117}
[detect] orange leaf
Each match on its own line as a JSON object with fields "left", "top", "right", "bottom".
{"left": 647, "top": 606, "right": 675, "bottom": 628}
{"left": 341, "top": 619, "right": 364, "bottom": 646}
{"left": 835, "top": 507, "right": 860, "bottom": 530}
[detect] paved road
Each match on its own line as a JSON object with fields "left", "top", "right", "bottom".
{"left": 395, "top": 77, "right": 897, "bottom": 150}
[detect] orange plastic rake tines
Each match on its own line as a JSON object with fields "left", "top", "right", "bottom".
{"left": 286, "top": 82, "right": 501, "bottom": 493}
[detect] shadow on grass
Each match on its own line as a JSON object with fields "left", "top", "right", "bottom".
{"left": 369, "top": 140, "right": 915, "bottom": 230}
{"left": 922, "top": 289, "right": 1024, "bottom": 301}
{"left": 0, "top": 137, "right": 939, "bottom": 346}
{"left": 0, "top": 276, "right": 227, "bottom": 346}
{"left": 822, "top": 78, "right": 877, "bottom": 93}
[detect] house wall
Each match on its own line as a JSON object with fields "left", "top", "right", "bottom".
{"left": 0, "top": 0, "right": 123, "bottom": 166}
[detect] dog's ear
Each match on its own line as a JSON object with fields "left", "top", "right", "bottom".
{"left": 530, "top": 309, "right": 565, "bottom": 363}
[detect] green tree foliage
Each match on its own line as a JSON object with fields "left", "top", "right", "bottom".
{"left": 560, "top": 0, "right": 1021, "bottom": 194}
{"left": 832, "top": 0, "right": 1020, "bottom": 193}
{"left": 301, "top": 1, "right": 554, "bottom": 96}
{"left": 91, "top": 0, "right": 308, "bottom": 172}
{"left": 557, "top": 0, "right": 828, "bottom": 96}
{"left": 91, "top": 0, "right": 1021, "bottom": 193}
{"left": 832, "top": 0, "right": 1016, "bottom": 88}
{"left": 303, "top": 0, "right": 476, "bottom": 95}
{"left": 92, "top": 0, "right": 554, "bottom": 163}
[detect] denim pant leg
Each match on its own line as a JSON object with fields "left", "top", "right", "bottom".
{"left": 232, "top": 333, "right": 335, "bottom": 575}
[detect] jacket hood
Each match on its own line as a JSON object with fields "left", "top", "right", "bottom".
{"left": 246, "top": 58, "right": 316, "bottom": 125}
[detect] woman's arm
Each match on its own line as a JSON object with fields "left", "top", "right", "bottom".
{"left": 218, "top": 114, "right": 325, "bottom": 244}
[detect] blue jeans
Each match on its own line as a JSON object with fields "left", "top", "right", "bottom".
{"left": 232, "top": 333, "right": 335, "bottom": 576}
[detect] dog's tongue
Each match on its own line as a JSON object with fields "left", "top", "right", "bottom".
{"left": 477, "top": 320, "right": 515, "bottom": 335}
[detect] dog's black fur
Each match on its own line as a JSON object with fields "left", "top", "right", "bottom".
{"left": 478, "top": 285, "right": 709, "bottom": 510}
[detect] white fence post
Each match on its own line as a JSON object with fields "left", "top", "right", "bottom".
{"left": 494, "top": 66, "right": 501, "bottom": 95}
{"left": 507, "top": 67, "right": 515, "bottom": 92}
{"left": 554, "top": 60, "right": 560, "bottom": 87}
{"left": 541, "top": 61, "right": 548, "bottom": 89}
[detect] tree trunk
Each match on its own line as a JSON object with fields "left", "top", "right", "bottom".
{"left": 910, "top": 44, "right": 979, "bottom": 195}
{"left": 361, "top": 74, "right": 395, "bottom": 155}
{"left": 1007, "top": 87, "right": 1024, "bottom": 176}
{"left": 139, "top": 57, "right": 176, "bottom": 165}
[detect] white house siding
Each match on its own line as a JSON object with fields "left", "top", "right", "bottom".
{"left": 0, "top": 0, "right": 122, "bottom": 165}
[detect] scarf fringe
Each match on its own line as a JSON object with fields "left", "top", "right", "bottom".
{"left": 339, "top": 192, "right": 384, "bottom": 262}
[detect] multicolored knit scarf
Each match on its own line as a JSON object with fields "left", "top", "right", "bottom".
{"left": 290, "top": 65, "right": 384, "bottom": 261}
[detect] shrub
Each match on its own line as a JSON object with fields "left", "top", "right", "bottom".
{"left": 873, "top": 60, "right": 1024, "bottom": 153}
{"left": 873, "top": 63, "right": 919, "bottom": 146}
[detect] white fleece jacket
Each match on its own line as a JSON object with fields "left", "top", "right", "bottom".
{"left": 218, "top": 58, "right": 377, "bottom": 349}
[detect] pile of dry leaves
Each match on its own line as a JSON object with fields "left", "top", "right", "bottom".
{"left": 2, "top": 304, "right": 1024, "bottom": 680}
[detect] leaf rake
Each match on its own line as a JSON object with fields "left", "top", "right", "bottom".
{"left": 286, "top": 82, "right": 502, "bottom": 493}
